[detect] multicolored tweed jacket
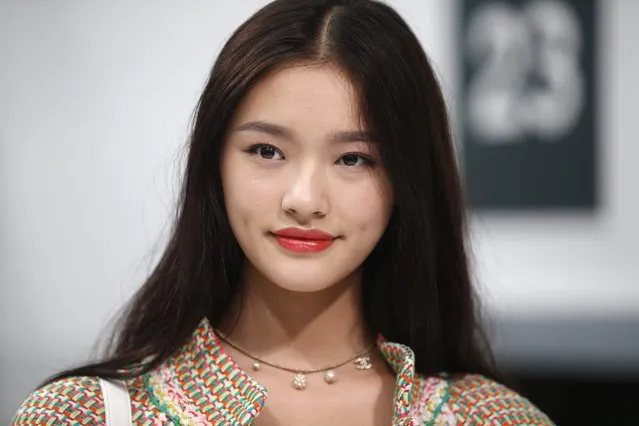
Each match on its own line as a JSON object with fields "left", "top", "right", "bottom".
{"left": 13, "top": 318, "right": 553, "bottom": 425}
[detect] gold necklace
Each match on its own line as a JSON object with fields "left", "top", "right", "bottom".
{"left": 214, "top": 331, "right": 375, "bottom": 390}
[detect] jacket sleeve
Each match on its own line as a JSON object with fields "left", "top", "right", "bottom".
{"left": 12, "top": 376, "right": 106, "bottom": 425}
{"left": 448, "top": 374, "right": 555, "bottom": 425}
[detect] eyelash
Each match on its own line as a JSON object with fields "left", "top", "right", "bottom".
{"left": 246, "top": 144, "right": 285, "bottom": 161}
{"left": 245, "top": 143, "right": 375, "bottom": 167}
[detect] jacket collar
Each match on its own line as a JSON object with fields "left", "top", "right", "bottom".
{"left": 144, "top": 318, "right": 430, "bottom": 425}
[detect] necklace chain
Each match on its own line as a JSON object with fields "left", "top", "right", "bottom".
{"left": 214, "top": 330, "right": 376, "bottom": 374}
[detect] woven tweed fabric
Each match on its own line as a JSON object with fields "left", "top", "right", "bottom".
{"left": 12, "top": 318, "right": 554, "bottom": 425}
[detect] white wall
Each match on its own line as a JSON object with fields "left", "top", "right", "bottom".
{"left": 1, "top": 0, "right": 637, "bottom": 422}
{"left": 471, "top": 0, "right": 639, "bottom": 319}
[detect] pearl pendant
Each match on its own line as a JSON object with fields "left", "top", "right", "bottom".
{"left": 251, "top": 362, "right": 261, "bottom": 371}
{"left": 292, "top": 373, "right": 307, "bottom": 390}
{"left": 324, "top": 370, "right": 337, "bottom": 384}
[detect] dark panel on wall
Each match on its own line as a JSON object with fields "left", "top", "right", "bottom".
{"left": 460, "top": 0, "right": 598, "bottom": 210}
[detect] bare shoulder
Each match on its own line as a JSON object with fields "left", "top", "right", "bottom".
{"left": 12, "top": 375, "right": 105, "bottom": 425}
{"left": 447, "top": 374, "right": 555, "bottom": 425}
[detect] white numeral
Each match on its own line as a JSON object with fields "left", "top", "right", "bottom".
{"left": 466, "top": 0, "right": 585, "bottom": 144}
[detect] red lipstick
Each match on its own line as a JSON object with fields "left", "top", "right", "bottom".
{"left": 272, "top": 227, "right": 336, "bottom": 253}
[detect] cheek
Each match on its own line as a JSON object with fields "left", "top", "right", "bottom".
{"left": 222, "top": 165, "right": 277, "bottom": 224}
{"left": 339, "top": 182, "right": 392, "bottom": 233}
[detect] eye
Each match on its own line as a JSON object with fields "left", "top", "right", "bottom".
{"left": 337, "top": 153, "right": 373, "bottom": 167}
{"left": 247, "top": 144, "right": 285, "bottom": 160}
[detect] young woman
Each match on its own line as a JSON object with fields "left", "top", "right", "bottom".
{"left": 13, "top": 0, "right": 553, "bottom": 424}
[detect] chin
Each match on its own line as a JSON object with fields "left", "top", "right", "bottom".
{"left": 268, "top": 272, "right": 346, "bottom": 294}
{"left": 259, "top": 262, "right": 358, "bottom": 294}
{"left": 241, "top": 243, "right": 364, "bottom": 294}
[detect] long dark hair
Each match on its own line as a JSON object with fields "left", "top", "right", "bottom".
{"left": 48, "top": 0, "right": 500, "bottom": 384}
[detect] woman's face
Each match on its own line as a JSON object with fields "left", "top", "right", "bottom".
{"left": 221, "top": 63, "right": 393, "bottom": 293}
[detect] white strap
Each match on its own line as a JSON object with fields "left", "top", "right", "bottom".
{"left": 99, "top": 378, "right": 133, "bottom": 426}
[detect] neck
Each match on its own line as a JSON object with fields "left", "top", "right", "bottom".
{"left": 219, "top": 264, "right": 374, "bottom": 368}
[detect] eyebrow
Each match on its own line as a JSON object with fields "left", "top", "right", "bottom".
{"left": 233, "top": 120, "right": 374, "bottom": 143}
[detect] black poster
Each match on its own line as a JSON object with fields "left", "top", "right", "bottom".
{"left": 460, "top": 0, "right": 597, "bottom": 210}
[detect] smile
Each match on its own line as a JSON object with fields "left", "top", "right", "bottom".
{"left": 272, "top": 227, "right": 336, "bottom": 253}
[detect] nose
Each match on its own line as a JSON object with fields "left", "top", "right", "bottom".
{"left": 281, "top": 162, "right": 329, "bottom": 222}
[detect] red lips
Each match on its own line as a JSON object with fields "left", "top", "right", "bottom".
{"left": 272, "top": 227, "right": 336, "bottom": 253}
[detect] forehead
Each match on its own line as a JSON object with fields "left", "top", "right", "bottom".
{"left": 231, "top": 63, "right": 363, "bottom": 131}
